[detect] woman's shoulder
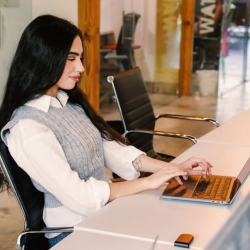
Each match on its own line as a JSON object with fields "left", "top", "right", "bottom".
{"left": 2, "top": 105, "right": 57, "bottom": 140}
{"left": 10, "top": 104, "right": 49, "bottom": 121}
{"left": 9, "top": 118, "right": 50, "bottom": 138}
{"left": 1, "top": 116, "right": 50, "bottom": 147}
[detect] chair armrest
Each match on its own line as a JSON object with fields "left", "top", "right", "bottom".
{"left": 104, "top": 52, "right": 128, "bottom": 61}
{"left": 155, "top": 114, "right": 220, "bottom": 127}
{"left": 16, "top": 227, "right": 74, "bottom": 249}
{"left": 124, "top": 129, "right": 197, "bottom": 144}
{"left": 100, "top": 49, "right": 113, "bottom": 55}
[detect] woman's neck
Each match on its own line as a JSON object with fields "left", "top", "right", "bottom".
{"left": 46, "top": 85, "right": 59, "bottom": 97}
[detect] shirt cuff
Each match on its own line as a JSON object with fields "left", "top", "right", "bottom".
{"left": 89, "top": 177, "right": 110, "bottom": 208}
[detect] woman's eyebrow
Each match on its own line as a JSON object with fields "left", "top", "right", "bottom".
{"left": 68, "top": 52, "right": 79, "bottom": 56}
{"left": 68, "top": 52, "right": 84, "bottom": 56}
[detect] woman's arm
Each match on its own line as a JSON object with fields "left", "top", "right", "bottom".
{"left": 108, "top": 154, "right": 213, "bottom": 202}
{"left": 133, "top": 154, "right": 213, "bottom": 176}
{"left": 108, "top": 163, "right": 187, "bottom": 201}
{"left": 102, "top": 139, "right": 145, "bottom": 180}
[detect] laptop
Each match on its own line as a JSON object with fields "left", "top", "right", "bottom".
{"left": 162, "top": 158, "right": 250, "bottom": 205}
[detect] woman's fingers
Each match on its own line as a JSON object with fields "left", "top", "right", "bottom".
{"left": 174, "top": 176, "right": 183, "bottom": 185}
{"left": 189, "top": 157, "right": 213, "bottom": 176}
{"left": 187, "top": 169, "right": 208, "bottom": 176}
{"left": 177, "top": 157, "right": 214, "bottom": 179}
{"left": 166, "top": 170, "right": 188, "bottom": 181}
{"left": 207, "top": 162, "right": 213, "bottom": 174}
{"left": 148, "top": 168, "right": 187, "bottom": 190}
{"left": 183, "top": 174, "right": 188, "bottom": 180}
{"left": 197, "top": 163, "right": 209, "bottom": 178}
{"left": 160, "top": 168, "right": 187, "bottom": 183}
{"left": 174, "top": 174, "right": 188, "bottom": 185}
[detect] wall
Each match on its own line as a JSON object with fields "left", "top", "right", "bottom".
{"left": 32, "top": 0, "right": 78, "bottom": 25}
{"left": 0, "top": 0, "right": 78, "bottom": 102}
{"left": 0, "top": 0, "right": 32, "bottom": 100}
{"left": 141, "top": 0, "right": 157, "bottom": 81}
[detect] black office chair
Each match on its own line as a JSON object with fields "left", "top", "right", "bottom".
{"left": 107, "top": 67, "right": 220, "bottom": 162}
{"left": 116, "top": 12, "right": 141, "bottom": 70}
{"left": 104, "top": 12, "right": 141, "bottom": 72}
{"left": 0, "top": 140, "right": 73, "bottom": 250}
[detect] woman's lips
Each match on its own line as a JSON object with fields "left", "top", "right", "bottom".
{"left": 69, "top": 76, "right": 79, "bottom": 82}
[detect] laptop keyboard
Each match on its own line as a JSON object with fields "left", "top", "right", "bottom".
{"left": 192, "top": 176, "right": 232, "bottom": 200}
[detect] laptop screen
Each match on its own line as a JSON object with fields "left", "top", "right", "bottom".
{"left": 237, "top": 157, "right": 250, "bottom": 184}
{"left": 230, "top": 157, "right": 250, "bottom": 203}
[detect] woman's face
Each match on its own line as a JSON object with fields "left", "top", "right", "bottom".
{"left": 47, "top": 35, "right": 84, "bottom": 96}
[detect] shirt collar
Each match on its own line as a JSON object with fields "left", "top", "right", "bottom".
{"left": 25, "top": 90, "right": 69, "bottom": 113}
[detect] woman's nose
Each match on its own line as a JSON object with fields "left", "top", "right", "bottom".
{"left": 76, "top": 61, "right": 84, "bottom": 73}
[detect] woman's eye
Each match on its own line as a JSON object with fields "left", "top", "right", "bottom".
{"left": 68, "top": 58, "right": 75, "bottom": 61}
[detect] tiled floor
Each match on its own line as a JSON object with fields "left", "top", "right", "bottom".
{"left": 1, "top": 81, "right": 250, "bottom": 250}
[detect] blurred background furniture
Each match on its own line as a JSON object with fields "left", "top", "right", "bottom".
{"left": 100, "top": 12, "right": 141, "bottom": 105}
{"left": 193, "top": 37, "right": 221, "bottom": 72}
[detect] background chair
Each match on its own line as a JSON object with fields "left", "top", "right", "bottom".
{"left": 107, "top": 67, "right": 220, "bottom": 163}
{"left": 0, "top": 140, "right": 73, "bottom": 250}
{"left": 102, "top": 12, "right": 141, "bottom": 71}
{"left": 115, "top": 12, "right": 141, "bottom": 71}
{"left": 100, "top": 13, "right": 141, "bottom": 105}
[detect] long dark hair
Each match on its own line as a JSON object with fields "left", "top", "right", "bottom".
{"left": 0, "top": 15, "right": 126, "bottom": 191}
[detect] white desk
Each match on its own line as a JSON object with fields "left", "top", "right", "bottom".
{"left": 73, "top": 142, "right": 250, "bottom": 249}
{"left": 51, "top": 230, "right": 181, "bottom": 250}
{"left": 199, "top": 109, "right": 250, "bottom": 146}
{"left": 52, "top": 109, "right": 250, "bottom": 249}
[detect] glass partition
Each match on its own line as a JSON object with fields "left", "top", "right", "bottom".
{"left": 100, "top": 0, "right": 250, "bottom": 115}
{"left": 218, "top": 0, "right": 249, "bottom": 96}
{"left": 191, "top": 0, "right": 223, "bottom": 97}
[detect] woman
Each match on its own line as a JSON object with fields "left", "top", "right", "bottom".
{"left": 0, "top": 15, "right": 212, "bottom": 247}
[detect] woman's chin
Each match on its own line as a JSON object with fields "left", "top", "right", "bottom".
{"left": 60, "top": 84, "right": 77, "bottom": 90}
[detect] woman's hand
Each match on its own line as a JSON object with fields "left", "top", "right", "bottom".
{"left": 108, "top": 156, "right": 213, "bottom": 201}
{"left": 173, "top": 157, "right": 213, "bottom": 184}
{"left": 146, "top": 165, "right": 188, "bottom": 189}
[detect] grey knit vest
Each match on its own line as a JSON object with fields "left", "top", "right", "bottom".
{"left": 1, "top": 102, "right": 110, "bottom": 208}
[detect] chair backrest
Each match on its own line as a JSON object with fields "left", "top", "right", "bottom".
{"left": 0, "top": 140, "right": 48, "bottom": 249}
{"left": 109, "top": 67, "right": 158, "bottom": 158}
{"left": 116, "top": 13, "right": 141, "bottom": 70}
